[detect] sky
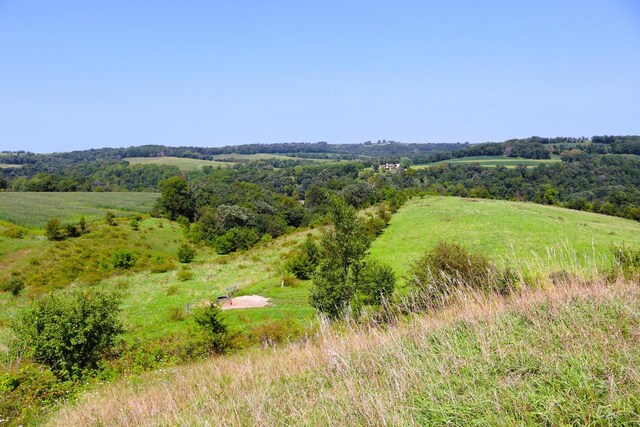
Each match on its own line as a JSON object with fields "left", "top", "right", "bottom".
{"left": 0, "top": 1, "right": 639, "bottom": 153}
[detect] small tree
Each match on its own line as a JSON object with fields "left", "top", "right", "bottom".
{"left": 45, "top": 218, "right": 63, "bottom": 241}
{"left": 177, "top": 243, "right": 196, "bottom": 263}
{"left": 192, "top": 303, "right": 230, "bottom": 354}
{"left": 309, "top": 197, "right": 395, "bottom": 319}
{"left": 1, "top": 275, "right": 24, "bottom": 297}
{"left": 13, "top": 289, "right": 123, "bottom": 378}
{"left": 285, "top": 236, "right": 320, "bottom": 279}
{"left": 105, "top": 211, "right": 116, "bottom": 226}
{"left": 112, "top": 249, "right": 138, "bottom": 269}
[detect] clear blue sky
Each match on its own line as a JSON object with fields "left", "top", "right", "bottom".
{"left": 1, "top": 1, "right": 639, "bottom": 152}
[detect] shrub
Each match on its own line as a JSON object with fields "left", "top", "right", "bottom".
{"left": 611, "top": 245, "right": 640, "bottom": 278}
{"left": 177, "top": 269, "right": 194, "bottom": 281}
{"left": 355, "top": 260, "right": 396, "bottom": 307}
{"left": 177, "top": 243, "right": 196, "bottom": 263}
{"left": 12, "top": 289, "right": 123, "bottom": 378}
{"left": 285, "top": 236, "right": 320, "bottom": 280}
{"left": 168, "top": 306, "right": 187, "bottom": 322}
{"left": 105, "top": 211, "right": 116, "bottom": 226}
{"left": 3, "top": 226, "right": 25, "bottom": 239}
{"left": 112, "top": 249, "right": 138, "bottom": 269}
{"left": 150, "top": 260, "right": 176, "bottom": 274}
{"left": 1, "top": 275, "right": 25, "bottom": 297}
{"left": 192, "top": 303, "right": 230, "bottom": 354}
{"left": 407, "top": 241, "right": 494, "bottom": 307}
{"left": 45, "top": 218, "right": 63, "bottom": 240}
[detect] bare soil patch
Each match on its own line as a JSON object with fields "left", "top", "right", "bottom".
{"left": 220, "top": 295, "right": 270, "bottom": 310}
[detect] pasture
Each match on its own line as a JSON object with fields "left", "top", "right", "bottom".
{"left": 369, "top": 196, "right": 640, "bottom": 280}
{"left": 412, "top": 155, "right": 561, "bottom": 169}
{"left": 0, "top": 192, "right": 159, "bottom": 227}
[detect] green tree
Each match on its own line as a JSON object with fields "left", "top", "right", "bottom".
{"left": 13, "top": 289, "right": 123, "bottom": 378}
{"left": 310, "top": 197, "right": 395, "bottom": 319}
{"left": 157, "top": 176, "right": 195, "bottom": 221}
{"left": 192, "top": 303, "right": 230, "bottom": 354}
{"left": 44, "top": 218, "right": 63, "bottom": 241}
{"left": 177, "top": 243, "right": 196, "bottom": 263}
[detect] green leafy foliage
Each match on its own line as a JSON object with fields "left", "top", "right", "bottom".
{"left": 310, "top": 197, "right": 395, "bottom": 319}
{"left": 1, "top": 275, "right": 24, "bottom": 297}
{"left": 12, "top": 289, "right": 124, "bottom": 378}
{"left": 111, "top": 249, "right": 138, "bottom": 269}
{"left": 192, "top": 303, "right": 231, "bottom": 354}
{"left": 176, "top": 243, "right": 196, "bottom": 263}
{"left": 285, "top": 235, "right": 320, "bottom": 280}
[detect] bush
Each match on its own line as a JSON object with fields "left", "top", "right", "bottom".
{"left": 3, "top": 226, "right": 25, "bottom": 239}
{"left": 112, "top": 249, "right": 138, "bottom": 269}
{"left": 150, "top": 260, "right": 176, "bottom": 274}
{"left": 192, "top": 303, "right": 230, "bottom": 354}
{"left": 1, "top": 275, "right": 25, "bottom": 297}
{"left": 407, "top": 242, "right": 494, "bottom": 307}
{"left": 177, "top": 243, "right": 196, "bottom": 263}
{"left": 12, "top": 289, "right": 123, "bottom": 378}
{"left": 105, "top": 211, "right": 116, "bottom": 226}
{"left": 45, "top": 218, "right": 63, "bottom": 241}
{"left": 285, "top": 236, "right": 320, "bottom": 280}
{"left": 177, "top": 269, "right": 194, "bottom": 281}
{"left": 611, "top": 245, "right": 640, "bottom": 278}
{"left": 355, "top": 260, "right": 396, "bottom": 307}
{"left": 168, "top": 306, "right": 187, "bottom": 322}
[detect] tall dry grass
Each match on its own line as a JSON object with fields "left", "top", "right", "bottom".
{"left": 50, "top": 260, "right": 640, "bottom": 426}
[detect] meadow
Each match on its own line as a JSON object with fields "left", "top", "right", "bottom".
{"left": 412, "top": 155, "right": 561, "bottom": 169}
{"left": 124, "top": 156, "right": 234, "bottom": 171}
{"left": 50, "top": 274, "right": 640, "bottom": 426}
{"left": 369, "top": 196, "right": 640, "bottom": 282}
{"left": 0, "top": 192, "right": 159, "bottom": 227}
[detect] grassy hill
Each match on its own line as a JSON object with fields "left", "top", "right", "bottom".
{"left": 369, "top": 196, "right": 640, "bottom": 282}
{"left": 413, "top": 155, "right": 561, "bottom": 169}
{"left": 50, "top": 276, "right": 640, "bottom": 426}
{"left": 0, "top": 192, "right": 159, "bottom": 227}
{"left": 124, "top": 156, "right": 234, "bottom": 171}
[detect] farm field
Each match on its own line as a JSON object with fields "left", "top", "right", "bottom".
{"left": 124, "top": 156, "right": 234, "bottom": 171}
{"left": 412, "top": 155, "right": 561, "bottom": 169}
{"left": 0, "top": 192, "right": 159, "bottom": 227}
{"left": 369, "top": 196, "right": 640, "bottom": 281}
{"left": 211, "top": 153, "right": 334, "bottom": 162}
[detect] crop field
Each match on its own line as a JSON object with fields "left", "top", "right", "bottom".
{"left": 211, "top": 153, "right": 334, "bottom": 162}
{"left": 412, "top": 155, "right": 561, "bottom": 169}
{"left": 369, "top": 196, "right": 640, "bottom": 281}
{"left": 124, "top": 156, "right": 234, "bottom": 171}
{"left": 0, "top": 192, "right": 159, "bottom": 227}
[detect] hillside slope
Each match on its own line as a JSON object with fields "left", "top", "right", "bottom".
{"left": 369, "top": 196, "right": 640, "bottom": 281}
{"left": 51, "top": 277, "right": 640, "bottom": 426}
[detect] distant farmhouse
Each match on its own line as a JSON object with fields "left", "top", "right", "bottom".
{"left": 380, "top": 163, "right": 401, "bottom": 171}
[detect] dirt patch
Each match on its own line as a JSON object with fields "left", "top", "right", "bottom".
{"left": 221, "top": 295, "right": 270, "bottom": 310}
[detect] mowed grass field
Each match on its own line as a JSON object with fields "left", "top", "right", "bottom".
{"left": 0, "top": 192, "right": 159, "bottom": 227}
{"left": 369, "top": 196, "right": 640, "bottom": 281}
{"left": 412, "top": 155, "right": 561, "bottom": 169}
{"left": 124, "top": 156, "right": 234, "bottom": 171}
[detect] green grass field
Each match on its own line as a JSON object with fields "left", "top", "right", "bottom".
{"left": 369, "top": 196, "right": 640, "bottom": 281}
{"left": 0, "top": 192, "right": 159, "bottom": 227}
{"left": 211, "top": 153, "right": 334, "bottom": 162}
{"left": 114, "top": 230, "right": 316, "bottom": 341}
{"left": 412, "top": 155, "right": 561, "bottom": 169}
{"left": 124, "top": 157, "right": 234, "bottom": 171}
